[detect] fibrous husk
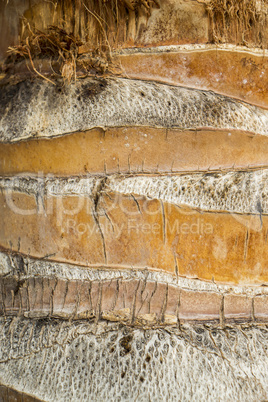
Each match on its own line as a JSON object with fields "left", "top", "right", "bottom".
{"left": 206, "top": 0, "right": 268, "bottom": 47}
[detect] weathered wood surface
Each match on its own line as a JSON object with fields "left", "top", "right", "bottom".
{"left": 0, "top": 0, "right": 268, "bottom": 400}
{"left": 1, "top": 128, "right": 268, "bottom": 175}
{"left": 0, "top": 256, "right": 268, "bottom": 323}
{"left": 0, "top": 171, "right": 268, "bottom": 284}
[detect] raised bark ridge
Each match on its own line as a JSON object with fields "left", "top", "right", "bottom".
{"left": 0, "top": 318, "right": 267, "bottom": 401}
{"left": 1, "top": 0, "right": 268, "bottom": 400}
{"left": 1, "top": 250, "right": 268, "bottom": 324}
{"left": 0, "top": 77, "right": 268, "bottom": 142}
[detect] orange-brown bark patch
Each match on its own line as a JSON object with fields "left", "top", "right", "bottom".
{"left": 0, "top": 191, "right": 267, "bottom": 285}
{"left": 1, "top": 128, "right": 267, "bottom": 176}
{"left": 119, "top": 50, "right": 268, "bottom": 109}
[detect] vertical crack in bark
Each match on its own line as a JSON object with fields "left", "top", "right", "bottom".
{"left": 136, "top": 277, "right": 148, "bottom": 316}
{"left": 148, "top": 281, "right": 157, "bottom": 314}
{"left": 32, "top": 277, "right": 37, "bottom": 311}
{"left": 103, "top": 208, "right": 115, "bottom": 232}
{"left": 88, "top": 280, "right": 93, "bottom": 315}
{"left": 131, "top": 194, "right": 142, "bottom": 214}
{"left": 112, "top": 279, "right": 120, "bottom": 311}
{"left": 160, "top": 284, "right": 168, "bottom": 323}
{"left": 173, "top": 251, "right": 179, "bottom": 282}
{"left": 220, "top": 295, "right": 225, "bottom": 328}
{"left": 160, "top": 200, "right": 166, "bottom": 244}
{"left": 40, "top": 278, "right": 44, "bottom": 313}
{"left": 92, "top": 178, "right": 108, "bottom": 265}
{"left": 50, "top": 278, "right": 58, "bottom": 318}
{"left": 252, "top": 296, "right": 255, "bottom": 321}
{"left": 7, "top": 254, "right": 16, "bottom": 277}
{"left": 1, "top": 282, "right": 6, "bottom": 317}
{"left": 18, "top": 285, "right": 23, "bottom": 316}
{"left": 10, "top": 289, "right": 15, "bottom": 310}
{"left": 117, "top": 158, "right": 120, "bottom": 174}
{"left": 131, "top": 280, "right": 140, "bottom": 324}
{"left": 244, "top": 229, "right": 250, "bottom": 263}
{"left": 25, "top": 280, "right": 30, "bottom": 311}
{"left": 61, "top": 280, "right": 69, "bottom": 312}
{"left": 95, "top": 281, "right": 102, "bottom": 322}
{"left": 177, "top": 289, "right": 181, "bottom": 329}
{"left": 73, "top": 280, "right": 82, "bottom": 319}
{"left": 122, "top": 280, "right": 126, "bottom": 309}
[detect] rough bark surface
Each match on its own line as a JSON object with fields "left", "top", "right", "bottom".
{"left": 0, "top": 318, "right": 268, "bottom": 402}
{"left": 0, "top": 77, "right": 268, "bottom": 142}
{"left": 0, "top": 0, "right": 268, "bottom": 400}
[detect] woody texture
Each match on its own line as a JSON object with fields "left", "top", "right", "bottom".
{"left": 0, "top": 0, "right": 268, "bottom": 400}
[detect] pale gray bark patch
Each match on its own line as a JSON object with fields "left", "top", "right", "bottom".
{"left": 108, "top": 170, "right": 268, "bottom": 215}
{"left": 1, "top": 169, "right": 267, "bottom": 215}
{"left": 0, "top": 77, "right": 268, "bottom": 142}
{"left": 0, "top": 251, "right": 267, "bottom": 296}
{"left": 0, "top": 318, "right": 267, "bottom": 401}
{"left": 117, "top": 43, "right": 268, "bottom": 55}
{"left": 0, "top": 176, "right": 98, "bottom": 196}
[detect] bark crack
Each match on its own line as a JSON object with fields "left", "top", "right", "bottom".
{"left": 92, "top": 178, "right": 108, "bottom": 264}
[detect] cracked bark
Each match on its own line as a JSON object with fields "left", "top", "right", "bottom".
{"left": 0, "top": 0, "right": 268, "bottom": 400}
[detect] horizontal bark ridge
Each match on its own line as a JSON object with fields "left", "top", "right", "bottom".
{"left": 0, "top": 251, "right": 267, "bottom": 325}
{"left": 0, "top": 78, "right": 268, "bottom": 142}
{"left": 1, "top": 170, "right": 267, "bottom": 215}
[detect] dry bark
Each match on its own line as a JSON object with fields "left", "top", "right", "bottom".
{"left": 0, "top": 0, "right": 268, "bottom": 400}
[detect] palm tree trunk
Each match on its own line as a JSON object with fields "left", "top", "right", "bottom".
{"left": 0, "top": 0, "right": 268, "bottom": 400}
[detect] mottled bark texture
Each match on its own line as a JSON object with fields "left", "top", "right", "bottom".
{"left": 0, "top": 0, "right": 268, "bottom": 401}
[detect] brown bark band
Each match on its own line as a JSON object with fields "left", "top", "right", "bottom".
{"left": 1, "top": 128, "right": 268, "bottom": 176}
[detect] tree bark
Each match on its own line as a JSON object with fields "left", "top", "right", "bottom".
{"left": 0, "top": 0, "right": 268, "bottom": 400}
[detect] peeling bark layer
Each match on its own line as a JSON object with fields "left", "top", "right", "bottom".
{"left": 1, "top": 78, "right": 268, "bottom": 142}
{"left": 1, "top": 1, "right": 268, "bottom": 400}
{"left": 0, "top": 251, "right": 268, "bottom": 323}
{"left": 0, "top": 170, "right": 267, "bottom": 284}
{"left": 1, "top": 170, "right": 267, "bottom": 213}
{"left": 1, "top": 77, "right": 268, "bottom": 397}
{"left": 119, "top": 46, "right": 268, "bottom": 109}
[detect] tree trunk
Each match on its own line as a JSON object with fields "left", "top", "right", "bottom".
{"left": 0, "top": 0, "right": 268, "bottom": 400}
